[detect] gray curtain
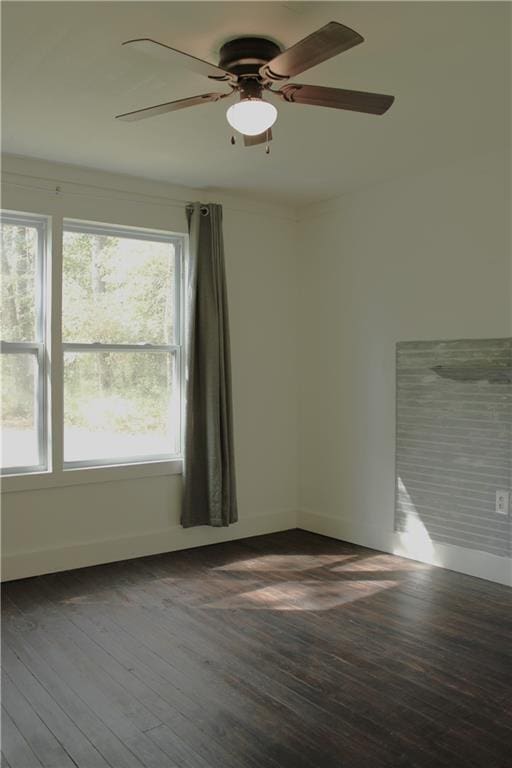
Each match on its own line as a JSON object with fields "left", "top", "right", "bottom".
{"left": 181, "top": 203, "right": 238, "bottom": 528}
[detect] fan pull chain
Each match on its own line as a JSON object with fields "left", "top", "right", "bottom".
{"left": 265, "top": 129, "right": 270, "bottom": 155}
{"left": 230, "top": 135, "right": 236, "bottom": 145}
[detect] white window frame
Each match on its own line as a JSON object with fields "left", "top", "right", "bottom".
{"left": 0, "top": 211, "right": 48, "bottom": 476}
{"left": 1, "top": 213, "right": 186, "bottom": 490}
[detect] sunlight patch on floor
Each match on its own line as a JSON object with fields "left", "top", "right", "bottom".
{"left": 214, "top": 554, "right": 355, "bottom": 572}
{"left": 206, "top": 579, "right": 398, "bottom": 611}
{"left": 331, "top": 553, "right": 429, "bottom": 573}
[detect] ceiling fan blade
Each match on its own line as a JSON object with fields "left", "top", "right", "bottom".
{"left": 279, "top": 83, "right": 394, "bottom": 114}
{"left": 116, "top": 92, "right": 230, "bottom": 122}
{"left": 243, "top": 129, "right": 273, "bottom": 147}
{"left": 260, "top": 22, "right": 363, "bottom": 82}
{"left": 122, "top": 38, "right": 236, "bottom": 82}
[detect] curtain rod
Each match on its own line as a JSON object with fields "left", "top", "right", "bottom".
{"left": 1, "top": 178, "right": 298, "bottom": 222}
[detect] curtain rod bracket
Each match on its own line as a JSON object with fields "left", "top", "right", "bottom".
{"left": 186, "top": 203, "right": 210, "bottom": 216}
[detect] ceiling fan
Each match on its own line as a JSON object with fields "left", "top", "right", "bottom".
{"left": 115, "top": 21, "right": 395, "bottom": 148}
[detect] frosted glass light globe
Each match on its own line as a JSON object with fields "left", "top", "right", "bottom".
{"left": 226, "top": 99, "right": 277, "bottom": 136}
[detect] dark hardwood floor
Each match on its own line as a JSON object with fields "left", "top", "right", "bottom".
{"left": 2, "top": 529, "right": 512, "bottom": 768}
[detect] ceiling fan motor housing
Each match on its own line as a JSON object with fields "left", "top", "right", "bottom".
{"left": 218, "top": 37, "right": 281, "bottom": 78}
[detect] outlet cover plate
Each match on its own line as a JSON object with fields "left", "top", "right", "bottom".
{"left": 496, "top": 490, "right": 510, "bottom": 515}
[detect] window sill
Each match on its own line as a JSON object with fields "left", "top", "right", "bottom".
{"left": 1, "top": 458, "right": 183, "bottom": 493}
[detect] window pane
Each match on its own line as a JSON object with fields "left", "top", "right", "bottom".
{"left": 1, "top": 353, "right": 39, "bottom": 468}
{"left": 62, "top": 231, "right": 177, "bottom": 344}
{"left": 0, "top": 221, "right": 38, "bottom": 342}
{"left": 64, "top": 350, "right": 179, "bottom": 463}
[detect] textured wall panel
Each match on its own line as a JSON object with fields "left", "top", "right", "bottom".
{"left": 395, "top": 338, "right": 511, "bottom": 557}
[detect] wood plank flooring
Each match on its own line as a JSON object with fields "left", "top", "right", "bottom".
{"left": 2, "top": 530, "right": 512, "bottom": 768}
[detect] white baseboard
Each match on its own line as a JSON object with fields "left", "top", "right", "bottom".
{"left": 4, "top": 508, "right": 509, "bottom": 587}
{"left": 1, "top": 509, "right": 298, "bottom": 582}
{"left": 298, "top": 510, "right": 512, "bottom": 587}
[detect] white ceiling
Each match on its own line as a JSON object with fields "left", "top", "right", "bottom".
{"left": 2, "top": 1, "right": 510, "bottom": 204}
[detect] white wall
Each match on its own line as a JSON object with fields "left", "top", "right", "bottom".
{"left": 297, "top": 150, "right": 512, "bottom": 586}
{"left": 2, "top": 149, "right": 511, "bottom": 587}
{"left": 1, "top": 156, "right": 299, "bottom": 580}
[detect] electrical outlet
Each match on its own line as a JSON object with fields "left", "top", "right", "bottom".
{"left": 495, "top": 490, "right": 510, "bottom": 515}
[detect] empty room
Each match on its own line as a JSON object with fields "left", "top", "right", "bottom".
{"left": 1, "top": 1, "right": 511, "bottom": 766}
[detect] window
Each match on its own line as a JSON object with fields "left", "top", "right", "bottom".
{"left": 1, "top": 213, "right": 47, "bottom": 474}
{"left": 62, "top": 222, "right": 183, "bottom": 467}
{"left": 1, "top": 213, "right": 184, "bottom": 479}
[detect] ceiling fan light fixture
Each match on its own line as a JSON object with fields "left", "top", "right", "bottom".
{"left": 226, "top": 98, "right": 277, "bottom": 136}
